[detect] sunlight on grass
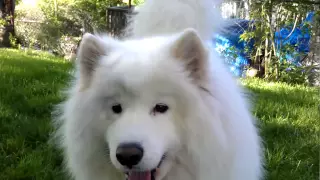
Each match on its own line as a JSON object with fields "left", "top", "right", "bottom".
{"left": 241, "top": 78, "right": 319, "bottom": 180}
{"left": 0, "top": 48, "right": 71, "bottom": 179}
{"left": 0, "top": 49, "right": 318, "bottom": 179}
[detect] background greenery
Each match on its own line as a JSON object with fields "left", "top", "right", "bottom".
{"left": 10, "top": 0, "right": 319, "bottom": 85}
{"left": 14, "top": 0, "right": 127, "bottom": 55}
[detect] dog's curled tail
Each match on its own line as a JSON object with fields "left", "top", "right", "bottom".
{"left": 125, "top": 0, "right": 223, "bottom": 41}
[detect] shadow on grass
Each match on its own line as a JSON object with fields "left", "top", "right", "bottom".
{"left": 262, "top": 122, "right": 319, "bottom": 180}
{"left": 243, "top": 82, "right": 319, "bottom": 180}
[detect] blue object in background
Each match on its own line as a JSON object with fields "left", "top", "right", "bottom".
{"left": 274, "top": 12, "right": 314, "bottom": 65}
{"left": 212, "top": 12, "right": 314, "bottom": 77}
{"left": 213, "top": 19, "right": 253, "bottom": 77}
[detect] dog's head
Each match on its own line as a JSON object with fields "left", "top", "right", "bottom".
{"left": 75, "top": 29, "right": 210, "bottom": 180}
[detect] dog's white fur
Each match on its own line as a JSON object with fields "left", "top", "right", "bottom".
{"left": 53, "top": 0, "right": 263, "bottom": 180}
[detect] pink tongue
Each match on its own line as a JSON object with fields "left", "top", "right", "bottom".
{"left": 128, "top": 171, "right": 151, "bottom": 180}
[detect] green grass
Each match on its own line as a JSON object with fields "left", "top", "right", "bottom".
{"left": 0, "top": 49, "right": 71, "bottom": 179}
{"left": 0, "top": 48, "right": 319, "bottom": 180}
{"left": 242, "top": 79, "right": 319, "bottom": 180}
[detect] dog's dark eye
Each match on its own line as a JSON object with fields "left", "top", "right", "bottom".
{"left": 153, "top": 104, "right": 169, "bottom": 114}
{"left": 112, "top": 104, "right": 122, "bottom": 114}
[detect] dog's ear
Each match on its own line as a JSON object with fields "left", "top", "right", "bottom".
{"left": 76, "top": 33, "right": 111, "bottom": 90}
{"left": 170, "top": 28, "right": 208, "bottom": 83}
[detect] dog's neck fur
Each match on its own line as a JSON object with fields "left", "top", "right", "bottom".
{"left": 162, "top": 150, "right": 196, "bottom": 180}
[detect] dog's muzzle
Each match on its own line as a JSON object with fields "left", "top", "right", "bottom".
{"left": 115, "top": 143, "right": 165, "bottom": 180}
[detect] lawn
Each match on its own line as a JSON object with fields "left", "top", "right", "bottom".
{"left": 0, "top": 48, "right": 319, "bottom": 180}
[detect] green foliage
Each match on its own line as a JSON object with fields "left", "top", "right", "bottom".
{"left": 0, "top": 15, "right": 13, "bottom": 27}
{"left": 9, "top": 33, "right": 18, "bottom": 48}
{"left": 0, "top": 18, "right": 7, "bottom": 26}
{"left": 58, "top": 35, "right": 81, "bottom": 56}
{"left": 14, "top": 0, "right": 128, "bottom": 55}
{"left": 238, "top": 0, "right": 317, "bottom": 85}
{"left": 133, "top": 0, "right": 144, "bottom": 5}
{"left": 73, "top": 0, "right": 125, "bottom": 32}
{"left": 217, "top": 45, "right": 245, "bottom": 72}
{"left": 277, "top": 61, "right": 315, "bottom": 85}
{"left": 15, "top": 0, "right": 81, "bottom": 55}
{"left": 15, "top": 4, "right": 43, "bottom": 48}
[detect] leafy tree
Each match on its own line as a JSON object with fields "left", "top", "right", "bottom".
{"left": 238, "top": 0, "right": 319, "bottom": 84}
{"left": 15, "top": 0, "right": 128, "bottom": 54}
{"left": 133, "top": 0, "right": 144, "bottom": 5}
{"left": 72, "top": 0, "right": 124, "bottom": 32}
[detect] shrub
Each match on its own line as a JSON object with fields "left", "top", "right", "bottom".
{"left": 277, "top": 61, "right": 312, "bottom": 85}
{"left": 14, "top": 0, "right": 127, "bottom": 56}
{"left": 15, "top": 4, "right": 45, "bottom": 48}
{"left": 15, "top": 1, "right": 83, "bottom": 56}
{"left": 58, "top": 35, "right": 81, "bottom": 57}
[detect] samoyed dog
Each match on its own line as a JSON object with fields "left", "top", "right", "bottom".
{"left": 53, "top": 0, "right": 263, "bottom": 180}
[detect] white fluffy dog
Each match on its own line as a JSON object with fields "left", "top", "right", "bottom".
{"left": 53, "top": 0, "right": 263, "bottom": 180}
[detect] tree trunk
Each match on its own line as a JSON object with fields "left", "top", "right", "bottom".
{"left": 54, "top": 0, "right": 58, "bottom": 18}
{"left": 308, "top": 11, "right": 320, "bottom": 86}
{"left": 264, "top": 37, "right": 270, "bottom": 78}
{"left": 0, "top": 0, "right": 15, "bottom": 47}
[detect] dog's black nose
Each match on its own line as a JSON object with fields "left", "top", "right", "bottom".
{"left": 116, "top": 143, "right": 144, "bottom": 168}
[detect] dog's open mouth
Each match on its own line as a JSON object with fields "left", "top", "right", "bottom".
{"left": 125, "top": 169, "right": 157, "bottom": 180}
{"left": 125, "top": 156, "right": 164, "bottom": 180}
